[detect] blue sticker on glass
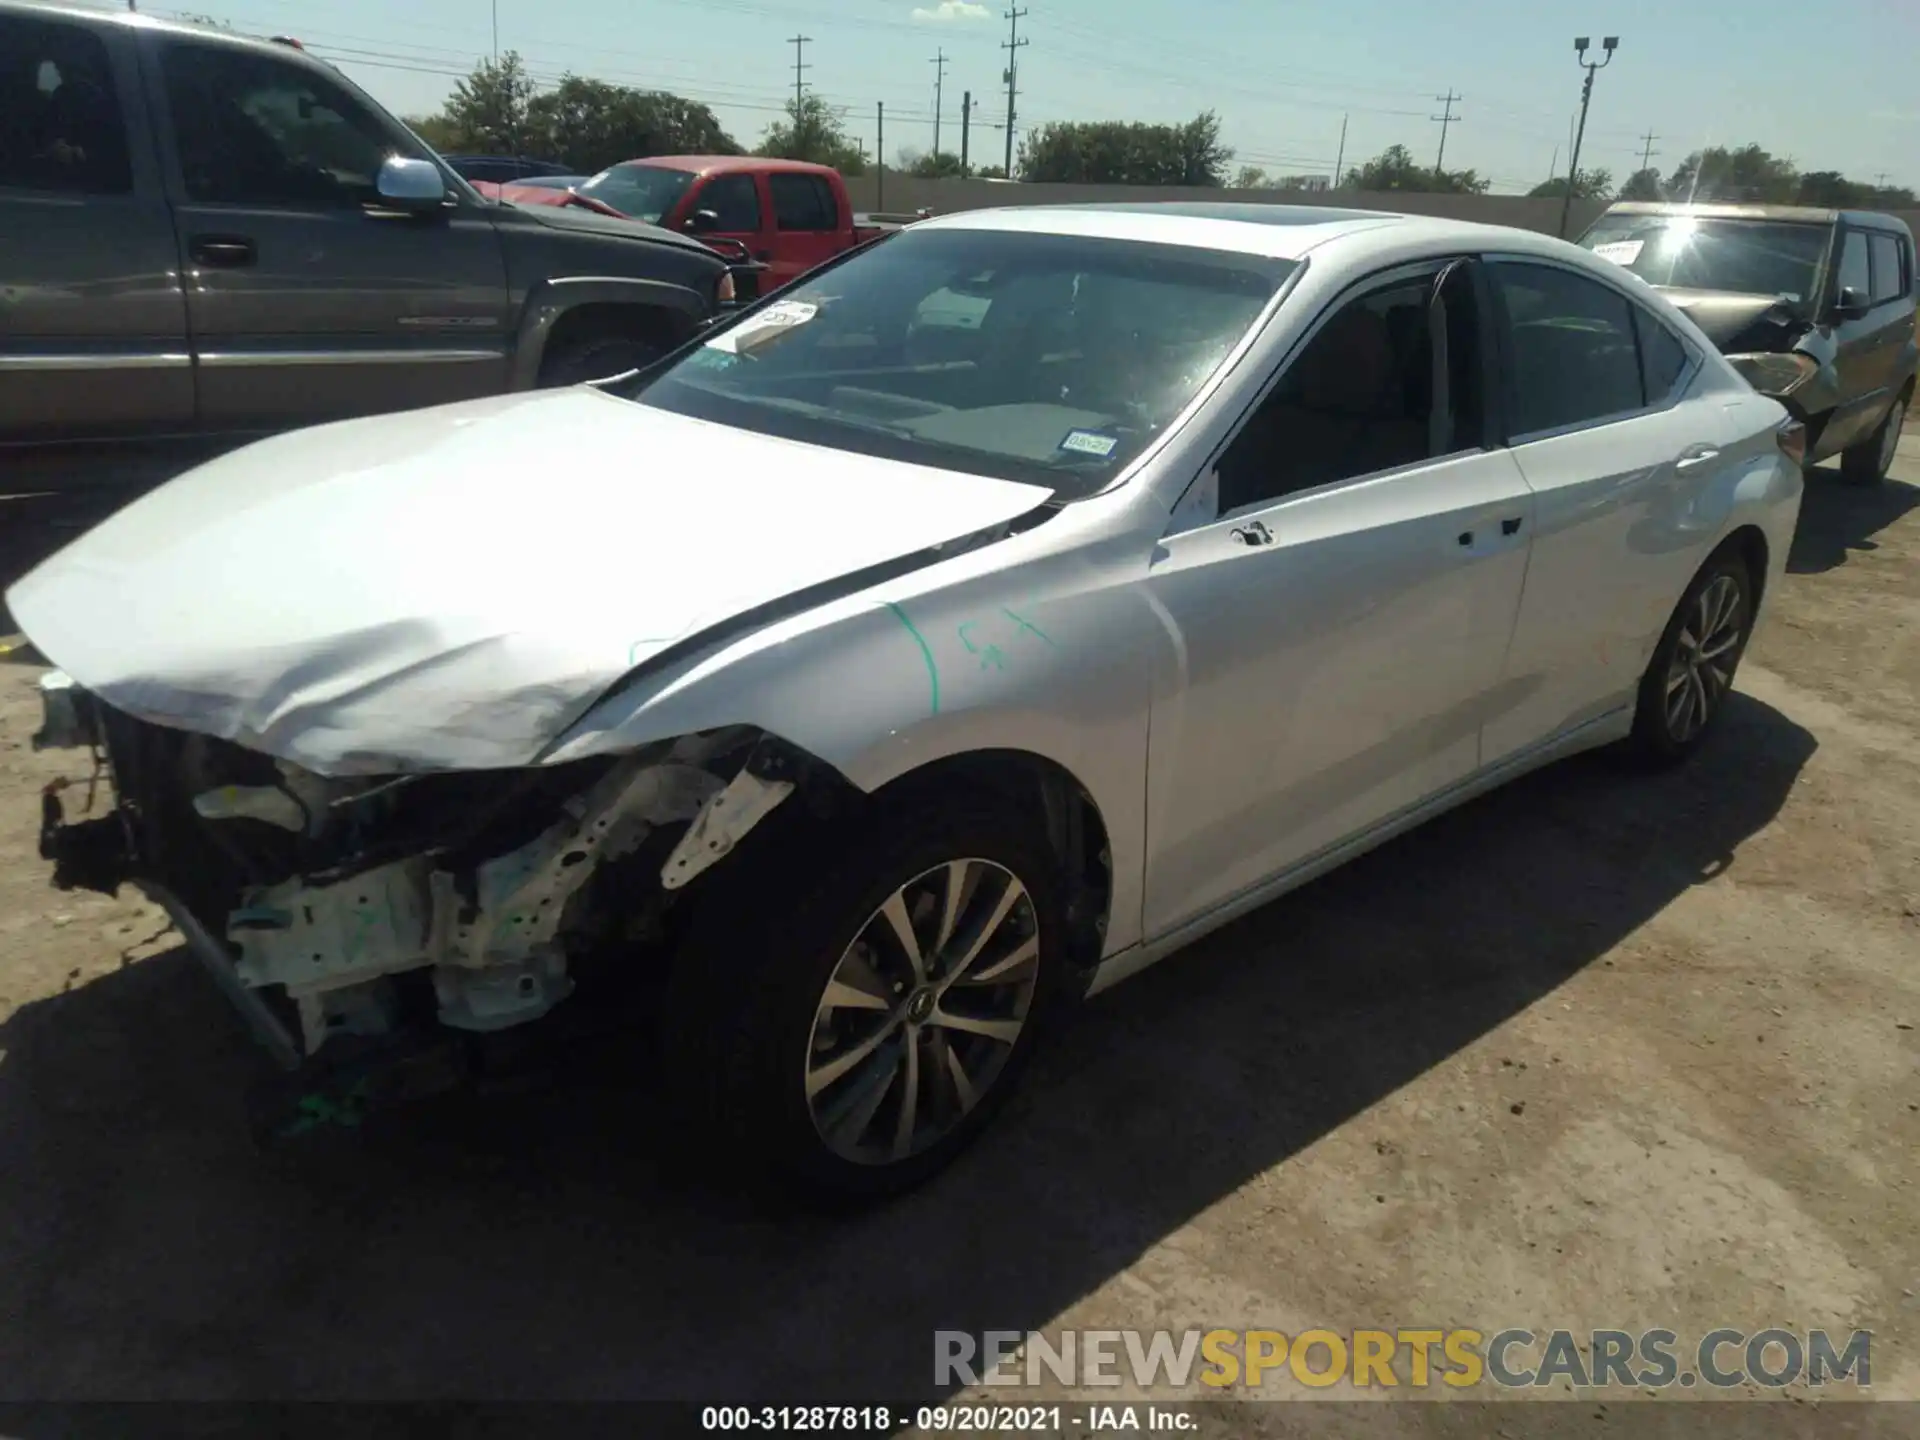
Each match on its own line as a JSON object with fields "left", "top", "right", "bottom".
{"left": 1058, "top": 428, "right": 1118, "bottom": 458}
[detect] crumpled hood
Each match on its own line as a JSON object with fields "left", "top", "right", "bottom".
{"left": 8, "top": 388, "right": 1050, "bottom": 775}
{"left": 1653, "top": 287, "right": 1809, "bottom": 352}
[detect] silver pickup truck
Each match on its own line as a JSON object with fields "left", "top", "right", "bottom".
{"left": 0, "top": 2, "right": 732, "bottom": 475}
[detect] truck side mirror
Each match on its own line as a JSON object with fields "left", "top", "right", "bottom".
{"left": 373, "top": 156, "right": 447, "bottom": 215}
{"left": 685, "top": 209, "right": 722, "bottom": 234}
{"left": 1833, "top": 285, "right": 1870, "bottom": 319}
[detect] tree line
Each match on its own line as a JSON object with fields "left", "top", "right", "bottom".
{"left": 408, "top": 55, "right": 1908, "bottom": 209}
{"left": 1529, "top": 144, "right": 1914, "bottom": 208}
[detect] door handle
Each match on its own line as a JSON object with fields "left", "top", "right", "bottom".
{"left": 1230, "top": 520, "right": 1273, "bottom": 547}
{"left": 1675, "top": 444, "right": 1721, "bottom": 471}
{"left": 754, "top": 249, "right": 772, "bottom": 262}
{"left": 1501, "top": 515, "right": 1524, "bottom": 536}
{"left": 189, "top": 236, "right": 257, "bottom": 267}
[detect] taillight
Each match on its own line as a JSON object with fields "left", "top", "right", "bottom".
{"left": 1777, "top": 419, "right": 1807, "bottom": 469}
{"left": 717, "top": 271, "right": 737, "bottom": 305}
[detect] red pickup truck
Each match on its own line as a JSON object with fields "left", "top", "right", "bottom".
{"left": 550, "top": 157, "right": 897, "bottom": 291}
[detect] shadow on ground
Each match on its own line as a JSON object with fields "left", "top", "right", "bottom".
{"left": 1787, "top": 463, "right": 1920, "bottom": 574}
{"left": 0, "top": 691, "right": 1815, "bottom": 1403}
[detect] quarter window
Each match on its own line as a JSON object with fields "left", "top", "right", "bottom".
{"left": 162, "top": 41, "right": 413, "bottom": 208}
{"left": 770, "top": 172, "right": 838, "bottom": 231}
{"left": 1490, "top": 262, "right": 1644, "bottom": 436}
{"left": 1633, "top": 308, "right": 1691, "bottom": 407}
{"left": 0, "top": 15, "right": 131, "bottom": 195}
{"left": 1868, "top": 233, "right": 1906, "bottom": 305}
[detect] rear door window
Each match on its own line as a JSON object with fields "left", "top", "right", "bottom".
{"left": 770, "top": 172, "right": 839, "bottom": 231}
{"left": 1490, "top": 261, "right": 1645, "bottom": 436}
{"left": 0, "top": 15, "right": 131, "bottom": 194}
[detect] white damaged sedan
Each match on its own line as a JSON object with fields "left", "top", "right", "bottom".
{"left": 15, "top": 203, "right": 1803, "bottom": 1200}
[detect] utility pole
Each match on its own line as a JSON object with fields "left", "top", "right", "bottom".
{"left": 1002, "top": 7, "right": 1028, "bottom": 177}
{"left": 492, "top": 0, "right": 499, "bottom": 61}
{"left": 1637, "top": 128, "right": 1660, "bottom": 173}
{"left": 1332, "top": 113, "right": 1347, "bottom": 188}
{"left": 1431, "top": 90, "right": 1460, "bottom": 174}
{"left": 876, "top": 101, "right": 885, "bottom": 210}
{"left": 960, "top": 89, "right": 973, "bottom": 174}
{"left": 1559, "top": 35, "right": 1618, "bottom": 238}
{"left": 931, "top": 49, "right": 948, "bottom": 157}
{"left": 789, "top": 34, "right": 812, "bottom": 109}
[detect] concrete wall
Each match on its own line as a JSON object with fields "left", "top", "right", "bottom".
{"left": 847, "top": 174, "right": 1920, "bottom": 244}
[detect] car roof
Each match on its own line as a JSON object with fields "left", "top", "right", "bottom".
{"left": 908, "top": 202, "right": 1581, "bottom": 264}
{"left": 622, "top": 155, "right": 836, "bottom": 177}
{"left": 5, "top": 0, "right": 318, "bottom": 53}
{"left": 1604, "top": 200, "right": 1911, "bottom": 232}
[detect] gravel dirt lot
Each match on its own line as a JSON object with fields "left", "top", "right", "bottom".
{"left": 0, "top": 436, "right": 1916, "bottom": 1427}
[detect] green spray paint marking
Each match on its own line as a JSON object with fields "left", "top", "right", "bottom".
{"left": 1003, "top": 608, "right": 1054, "bottom": 646}
{"left": 956, "top": 622, "right": 1007, "bottom": 672}
{"left": 886, "top": 601, "right": 941, "bottom": 715}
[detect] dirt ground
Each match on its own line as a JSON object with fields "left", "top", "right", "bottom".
{"left": 0, "top": 436, "right": 1916, "bottom": 1426}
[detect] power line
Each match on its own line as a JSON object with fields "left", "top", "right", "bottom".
{"left": 1002, "top": 7, "right": 1028, "bottom": 175}
{"left": 788, "top": 33, "right": 810, "bottom": 109}
{"left": 931, "top": 49, "right": 947, "bottom": 156}
{"left": 1432, "top": 89, "right": 1460, "bottom": 172}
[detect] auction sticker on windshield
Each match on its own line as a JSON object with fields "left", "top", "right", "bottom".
{"left": 1590, "top": 240, "right": 1644, "bottom": 265}
{"left": 1058, "top": 428, "right": 1119, "bottom": 458}
{"left": 708, "top": 299, "right": 820, "bottom": 356}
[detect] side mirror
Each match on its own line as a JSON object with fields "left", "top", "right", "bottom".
{"left": 685, "top": 209, "right": 722, "bottom": 234}
{"left": 1833, "top": 284, "right": 1870, "bottom": 319}
{"left": 374, "top": 156, "right": 447, "bottom": 215}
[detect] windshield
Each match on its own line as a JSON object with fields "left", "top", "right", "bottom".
{"left": 629, "top": 228, "right": 1294, "bottom": 498}
{"left": 1579, "top": 215, "right": 1831, "bottom": 304}
{"left": 574, "top": 163, "right": 696, "bottom": 222}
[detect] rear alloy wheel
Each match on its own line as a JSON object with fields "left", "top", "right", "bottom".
{"left": 1840, "top": 391, "right": 1907, "bottom": 485}
{"left": 1627, "top": 550, "right": 1755, "bottom": 766}
{"left": 660, "top": 794, "right": 1073, "bottom": 1206}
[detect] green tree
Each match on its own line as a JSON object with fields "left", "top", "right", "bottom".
{"left": 758, "top": 94, "right": 866, "bottom": 174}
{"left": 525, "top": 76, "right": 738, "bottom": 172}
{"left": 1618, "top": 166, "right": 1663, "bottom": 201}
{"left": 1529, "top": 167, "right": 1614, "bottom": 201}
{"left": 1666, "top": 144, "right": 1798, "bottom": 203}
{"left": 1344, "top": 143, "right": 1489, "bottom": 195}
{"left": 1795, "top": 169, "right": 1917, "bottom": 208}
{"left": 1232, "top": 164, "right": 1270, "bottom": 189}
{"left": 1017, "top": 110, "right": 1231, "bottom": 186}
{"left": 442, "top": 51, "right": 537, "bottom": 155}
{"left": 403, "top": 113, "right": 461, "bottom": 153}
{"left": 907, "top": 150, "right": 966, "bottom": 179}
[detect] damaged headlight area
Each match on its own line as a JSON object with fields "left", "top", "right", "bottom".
{"left": 35, "top": 671, "right": 802, "bottom": 1071}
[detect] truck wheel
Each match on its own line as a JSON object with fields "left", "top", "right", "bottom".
{"left": 1839, "top": 390, "right": 1908, "bottom": 486}
{"left": 537, "top": 333, "right": 666, "bottom": 388}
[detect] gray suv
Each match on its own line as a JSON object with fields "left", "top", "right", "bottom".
{"left": 0, "top": 3, "right": 730, "bottom": 471}
{"left": 1577, "top": 202, "right": 1916, "bottom": 485}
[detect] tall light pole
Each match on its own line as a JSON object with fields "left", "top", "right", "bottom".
{"left": 1559, "top": 35, "right": 1617, "bottom": 237}
{"left": 492, "top": 0, "right": 499, "bottom": 62}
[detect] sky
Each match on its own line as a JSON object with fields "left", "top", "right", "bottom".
{"left": 94, "top": 0, "right": 1920, "bottom": 194}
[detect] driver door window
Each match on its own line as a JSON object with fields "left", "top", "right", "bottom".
{"left": 1213, "top": 263, "right": 1484, "bottom": 516}
{"left": 161, "top": 41, "right": 407, "bottom": 209}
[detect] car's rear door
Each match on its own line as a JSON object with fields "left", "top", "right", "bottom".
{"left": 766, "top": 171, "right": 849, "bottom": 286}
{"left": 1142, "top": 258, "right": 1536, "bottom": 938}
{"left": 1478, "top": 254, "right": 1733, "bottom": 767}
{"left": 0, "top": 8, "right": 192, "bottom": 443}
{"left": 143, "top": 30, "right": 511, "bottom": 433}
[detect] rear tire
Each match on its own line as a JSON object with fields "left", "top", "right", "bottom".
{"left": 659, "top": 790, "right": 1075, "bottom": 1208}
{"left": 1839, "top": 390, "right": 1908, "bottom": 486}
{"left": 1625, "top": 548, "right": 1756, "bottom": 768}
{"left": 536, "top": 333, "right": 666, "bottom": 388}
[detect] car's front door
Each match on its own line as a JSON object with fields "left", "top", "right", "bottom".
{"left": 144, "top": 32, "right": 511, "bottom": 434}
{"left": 1478, "top": 255, "right": 1735, "bottom": 767}
{"left": 683, "top": 170, "right": 768, "bottom": 272}
{"left": 1142, "top": 259, "right": 1536, "bottom": 939}
{"left": 1821, "top": 226, "right": 1887, "bottom": 454}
